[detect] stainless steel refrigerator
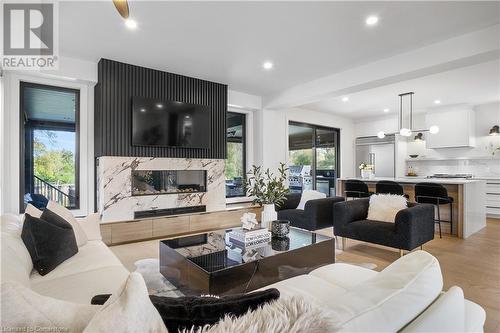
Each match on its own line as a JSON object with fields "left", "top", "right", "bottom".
{"left": 355, "top": 135, "right": 395, "bottom": 177}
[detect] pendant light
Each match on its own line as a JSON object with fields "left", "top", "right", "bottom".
{"left": 377, "top": 92, "right": 439, "bottom": 139}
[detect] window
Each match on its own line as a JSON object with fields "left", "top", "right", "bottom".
{"left": 20, "top": 82, "right": 80, "bottom": 211}
{"left": 288, "top": 122, "right": 340, "bottom": 197}
{"left": 225, "top": 112, "right": 246, "bottom": 197}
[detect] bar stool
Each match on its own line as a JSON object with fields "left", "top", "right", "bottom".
{"left": 375, "top": 180, "right": 410, "bottom": 199}
{"left": 344, "top": 179, "right": 372, "bottom": 200}
{"left": 414, "top": 182, "right": 453, "bottom": 238}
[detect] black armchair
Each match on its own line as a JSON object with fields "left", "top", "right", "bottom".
{"left": 277, "top": 193, "right": 345, "bottom": 231}
{"left": 332, "top": 198, "right": 435, "bottom": 252}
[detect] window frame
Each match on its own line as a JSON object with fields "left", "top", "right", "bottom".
{"left": 225, "top": 111, "right": 247, "bottom": 198}
{"left": 19, "top": 81, "right": 81, "bottom": 211}
{"left": 288, "top": 121, "right": 341, "bottom": 194}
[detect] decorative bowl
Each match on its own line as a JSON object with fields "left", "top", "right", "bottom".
{"left": 271, "top": 220, "right": 290, "bottom": 238}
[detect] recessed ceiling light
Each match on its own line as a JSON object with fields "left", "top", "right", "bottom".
{"left": 342, "top": 96, "right": 349, "bottom": 102}
{"left": 365, "top": 15, "right": 379, "bottom": 26}
{"left": 125, "top": 18, "right": 137, "bottom": 30}
{"left": 263, "top": 61, "right": 274, "bottom": 70}
{"left": 434, "top": 100, "right": 441, "bottom": 104}
{"left": 383, "top": 108, "right": 390, "bottom": 113}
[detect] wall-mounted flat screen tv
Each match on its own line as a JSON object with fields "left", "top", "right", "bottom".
{"left": 132, "top": 97, "right": 210, "bottom": 148}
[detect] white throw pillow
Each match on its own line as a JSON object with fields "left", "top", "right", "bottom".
{"left": 25, "top": 204, "right": 43, "bottom": 219}
{"left": 297, "top": 190, "right": 327, "bottom": 210}
{"left": 84, "top": 272, "right": 168, "bottom": 333}
{"left": 77, "top": 213, "right": 103, "bottom": 241}
{"left": 47, "top": 200, "right": 88, "bottom": 247}
{"left": 1, "top": 282, "right": 99, "bottom": 332}
{"left": 367, "top": 194, "right": 407, "bottom": 223}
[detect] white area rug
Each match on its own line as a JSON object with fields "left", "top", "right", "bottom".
{"left": 134, "top": 258, "right": 184, "bottom": 297}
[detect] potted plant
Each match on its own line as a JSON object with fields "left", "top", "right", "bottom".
{"left": 244, "top": 162, "right": 290, "bottom": 228}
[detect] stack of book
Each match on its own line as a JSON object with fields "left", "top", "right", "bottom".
{"left": 228, "top": 228, "right": 271, "bottom": 248}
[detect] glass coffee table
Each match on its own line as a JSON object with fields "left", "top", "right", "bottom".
{"left": 159, "top": 227, "right": 335, "bottom": 295}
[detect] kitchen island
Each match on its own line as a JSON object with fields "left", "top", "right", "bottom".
{"left": 336, "top": 177, "right": 486, "bottom": 238}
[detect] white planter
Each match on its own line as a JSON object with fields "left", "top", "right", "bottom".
{"left": 261, "top": 204, "right": 277, "bottom": 229}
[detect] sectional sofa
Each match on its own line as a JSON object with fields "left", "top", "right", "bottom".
{"left": 0, "top": 213, "right": 486, "bottom": 332}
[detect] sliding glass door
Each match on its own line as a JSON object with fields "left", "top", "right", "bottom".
{"left": 288, "top": 122, "right": 340, "bottom": 197}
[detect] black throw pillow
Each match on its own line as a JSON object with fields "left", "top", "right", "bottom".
{"left": 21, "top": 212, "right": 78, "bottom": 276}
{"left": 91, "top": 288, "right": 280, "bottom": 332}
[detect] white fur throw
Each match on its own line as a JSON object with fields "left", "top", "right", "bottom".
{"left": 367, "top": 194, "right": 407, "bottom": 223}
{"left": 184, "top": 296, "right": 336, "bottom": 333}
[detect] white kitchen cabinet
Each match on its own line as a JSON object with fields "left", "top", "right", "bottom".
{"left": 486, "top": 179, "right": 500, "bottom": 218}
{"left": 425, "top": 108, "right": 475, "bottom": 149}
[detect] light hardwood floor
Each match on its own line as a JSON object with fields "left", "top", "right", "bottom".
{"left": 110, "top": 218, "right": 500, "bottom": 333}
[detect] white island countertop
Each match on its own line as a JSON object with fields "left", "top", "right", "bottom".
{"left": 337, "top": 177, "right": 486, "bottom": 185}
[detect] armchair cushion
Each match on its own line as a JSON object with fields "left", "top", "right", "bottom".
{"left": 297, "top": 190, "right": 326, "bottom": 210}
{"left": 278, "top": 192, "right": 301, "bottom": 211}
{"left": 367, "top": 194, "right": 407, "bottom": 223}
{"left": 278, "top": 196, "right": 344, "bottom": 231}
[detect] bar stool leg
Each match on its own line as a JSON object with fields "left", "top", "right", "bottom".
{"left": 450, "top": 202, "right": 453, "bottom": 235}
{"left": 437, "top": 204, "right": 442, "bottom": 239}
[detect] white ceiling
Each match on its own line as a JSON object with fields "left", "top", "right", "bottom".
{"left": 302, "top": 59, "right": 500, "bottom": 119}
{"left": 59, "top": 1, "right": 500, "bottom": 97}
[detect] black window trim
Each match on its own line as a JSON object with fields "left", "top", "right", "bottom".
{"left": 19, "top": 81, "right": 81, "bottom": 212}
{"left": 226, "top": 111, "right": 247, "bottom": 198}
{"left": 288, "top": 120, "right": 341, "bottom": 193}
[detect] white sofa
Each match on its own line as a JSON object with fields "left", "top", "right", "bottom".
{"left": 264, "top": 251, "right": 486, "bottom": 332}
{"left": 1, "top": 213, "right": 129, "bottom": 304}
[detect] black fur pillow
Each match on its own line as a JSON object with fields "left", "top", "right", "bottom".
{"left": 21, "top": 211, "right": 78, "bottom": 276}
{"left": 91, "top": 288, "right": 280, "bottom": 332}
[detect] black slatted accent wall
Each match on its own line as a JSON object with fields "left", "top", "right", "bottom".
{"left": 94, "top": 59, "right": 227, "bottom": 159}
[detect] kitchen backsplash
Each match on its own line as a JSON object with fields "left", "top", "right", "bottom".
{"left": 406, "top": 158, "right": 500, "bottom": 179}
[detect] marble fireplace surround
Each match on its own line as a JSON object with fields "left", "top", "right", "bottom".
{"left": 97, "top": 157, "right": 226, "bottom": 222}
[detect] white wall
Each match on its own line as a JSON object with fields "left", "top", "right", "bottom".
{"left": 259, "top": 107, "right": 355, "bottom": 178}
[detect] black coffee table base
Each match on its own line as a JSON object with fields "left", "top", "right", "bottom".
{"left": 160, "top": 232, "right": 335, "bottom": 296}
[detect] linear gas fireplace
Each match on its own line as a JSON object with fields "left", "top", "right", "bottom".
{"left": 132, "top": 170, "right": 207, "bottom": 196}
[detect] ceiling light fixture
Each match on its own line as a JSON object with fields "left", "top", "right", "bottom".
{"left": 263, "top": 61, "right": 274, "bottom": 70}
{"left": 429, "top": 125, "right": 440, "bottom": 134}
{"left": 125, "top": 18, "right": 137, "bottom": 30}
{"left": 377, "top": 131, "right": 386, "bottom": 139}
{"left": 414, "top": 133, "right": 424, "bottom": 141}
{"left": 383, "top": 108, "right": 389, "bottom": 113}
{"left": 376, "top": 92, "right": 439, "bottom": 138}
{"left": 342, "top": 96, "right": 349, "bottom": 102}
{"left": 434, "top": 100, "right": 441, "bottom": 105}
{"left": 366, "top": 15, "right": 379, "bottom": 26}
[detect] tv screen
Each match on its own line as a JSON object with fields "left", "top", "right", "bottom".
{"left": 132, "top": 97, "right": 210, "bottom": 148}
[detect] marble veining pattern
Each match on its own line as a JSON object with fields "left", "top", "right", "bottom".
{"left": 97, "top": 157, "right": 226, "bottom": 222}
